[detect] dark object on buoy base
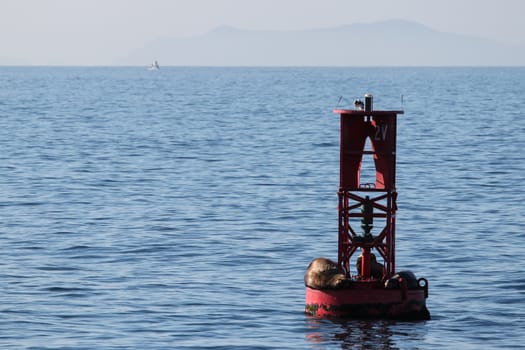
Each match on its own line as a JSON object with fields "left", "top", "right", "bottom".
{"left": 305, "top": 94, "right": 430, "bottom": 320}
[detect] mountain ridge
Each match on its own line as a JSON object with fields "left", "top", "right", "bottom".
{"left": 123, "top": 20, "right": 525, "bottom": 66}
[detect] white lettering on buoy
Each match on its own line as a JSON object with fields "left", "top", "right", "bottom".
{"left": 375, "top": 125, "right": 388, "bottom": 141}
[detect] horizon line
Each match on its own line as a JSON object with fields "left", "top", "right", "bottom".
{"left": 1, "top": 64, "right": 525, "bottom": 68}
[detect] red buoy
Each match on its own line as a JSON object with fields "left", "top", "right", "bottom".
{"left": 305, "top": 95, "right": 430, "bottom": 320}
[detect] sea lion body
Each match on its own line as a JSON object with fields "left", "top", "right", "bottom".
{"left": 304, "top": 257, "right": 349, "bottom": 289}
{"left": 384, "top": 270, "right": 419, "bottom": 289}
{"left": 356, "top": 253, "right": 385, "bottom": 279}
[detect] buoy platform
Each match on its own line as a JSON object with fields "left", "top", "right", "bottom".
{"left": 305, "top": 280, "right": 429, "bottom": 320}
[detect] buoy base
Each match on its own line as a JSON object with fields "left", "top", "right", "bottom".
{"left": 305, "top": 284, "right": 430, "bottom": 320}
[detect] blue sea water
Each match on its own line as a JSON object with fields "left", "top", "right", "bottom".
{"left": 0, "top": 66, "right": 524, "bottom": 349}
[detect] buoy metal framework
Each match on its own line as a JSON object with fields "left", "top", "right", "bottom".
{"left": 336, "top": 106, "right": 399, "bottom": 280}
{"left": 305, "top": 94, "right": 430, "bottom": 320}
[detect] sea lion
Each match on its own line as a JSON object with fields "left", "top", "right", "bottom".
{"left": 384, "top": 270, "right": 419, "bottom": 289}
{"left": 304, "top": 257, "right": 349, "bottom": 290}
{"left": 356, "top": 253, "right": 385, "bottom": 279}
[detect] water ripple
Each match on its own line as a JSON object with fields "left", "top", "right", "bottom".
{"left": 0, "top": 67, "right": 524, "bottom": 349}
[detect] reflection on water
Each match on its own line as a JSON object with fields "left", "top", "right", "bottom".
{"left": 305, "top": 316, "right": 429, "bottom": 349}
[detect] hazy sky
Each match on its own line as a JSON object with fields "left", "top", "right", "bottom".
{"left": 2, "top": 0, "right": 524, "bottom": 65}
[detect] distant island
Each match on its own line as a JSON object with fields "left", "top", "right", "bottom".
{"left": 121, "top": 20, "right": 525, "bottom": 66}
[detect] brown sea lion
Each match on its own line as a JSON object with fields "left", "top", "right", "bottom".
{"left": 304, "top": 257, "right": 349, "bottom": 290}
{"left": 356, "top": 253, "right": 385, "bottom": 279}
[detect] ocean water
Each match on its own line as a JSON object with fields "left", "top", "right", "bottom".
{"left": 0, "top": 66, "right": 524, "bottom": 349}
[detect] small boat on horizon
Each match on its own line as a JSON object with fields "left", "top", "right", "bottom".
{"left": 148, "top": 60, "right": 160, "bottom": 70}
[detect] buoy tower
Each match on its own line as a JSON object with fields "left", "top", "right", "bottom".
{"left": 305, "top": 94, "right": 430, "bottom": 320}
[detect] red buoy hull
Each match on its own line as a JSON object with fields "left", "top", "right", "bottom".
{"left": 305, "top": 285, "right": 430, "bottom": 320}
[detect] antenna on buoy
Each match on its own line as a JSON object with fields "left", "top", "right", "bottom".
{"left": 336, "top": 95, "right": 343, "bottom": 108}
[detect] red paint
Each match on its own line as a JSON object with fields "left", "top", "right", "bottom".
{"left": 305, "top": 285, "right": 429, "bottom": 319}
{"left": 305, "top": 102, "right": 430, "bottom": 320}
